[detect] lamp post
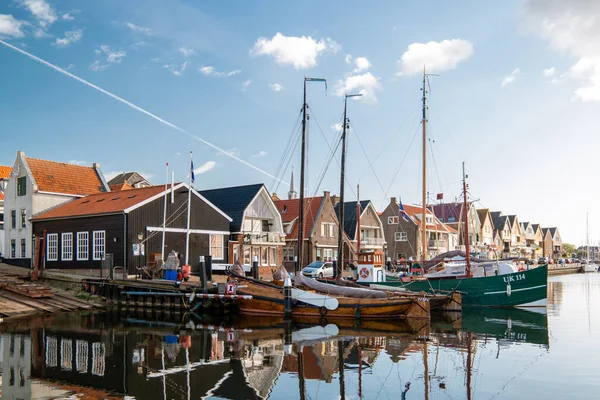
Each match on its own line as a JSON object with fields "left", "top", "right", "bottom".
{"left": 137, "top": 232, "right": 144, "bottom": 277}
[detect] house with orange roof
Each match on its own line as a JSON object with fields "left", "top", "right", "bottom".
{"left": 3, "top": 151, "right": 111, "bottom": 267}
{"left": 273, "top": 191, "right": 340, "bottom": 270}
{"left": 107, "top": 171, "right": 151, "bottom": 189}
{"left": 31, "top": 183, "right": 231, "bottom": 274}
{"left": 380, "top": 197, "right": 458, "bottom": 261}
{"left": 0, "top": 165, "right": 12, "bottom": 256}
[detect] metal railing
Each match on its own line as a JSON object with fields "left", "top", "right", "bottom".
{"left": 360, "top": 237, "right": 385, "bottom": 246}
{"left": 244, "top": 232, "right": 285, "bottom": 244}
{"left": 428, "top": 240, "right": 448, "bottom": 249}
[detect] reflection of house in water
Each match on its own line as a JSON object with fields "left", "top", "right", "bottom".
{"left": 1, "top": 333, "right": 31, "bottom": 400}
{"left": 282, "top": 341, "right": 341, "bottom": 383}
{"left": 237, "top": 339, "right": 284, "bottom": 399}
{"left": 385, "top": 338, "right": 423, "bottom": 363}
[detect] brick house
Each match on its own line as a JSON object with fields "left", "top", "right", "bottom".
{"left": 273, "top": 191, "right": 340, "bottom": 270}
{"left": 200, "top": 183, "right": 285, "bottom": 275}
{"left": 491, "top": 212, "right": 512, "bottom": 257}
{"left": 3, "top": 151, "right": 110, "bottom": 267}
{"left": 430, "top": 202, "right": 481, "bottom": 249}
{"left": 541, "top": 228, "right": 554, "bottom": 258}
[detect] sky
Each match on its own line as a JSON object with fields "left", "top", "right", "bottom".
{"left": 0, "top": 0, "right": 598, "bottom": 245}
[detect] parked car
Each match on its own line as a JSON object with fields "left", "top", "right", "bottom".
{"left": 301, "top": 261, "right": 334, "bottom": 278}
{"left": 538, "top": 257, "right": 548, "bottom": 264}
{"left": 558, "top": 258, "right": 566, "bottom": 265}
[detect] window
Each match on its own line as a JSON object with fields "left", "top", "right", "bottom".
{"left": 252, "top": 247, "right": 259, "bottom": 263}
{"left": 10, "top": 239, "right": 16, "bottom": 258}
{"left": 395, "top": 232, "right": 408, "bottom": 241}
{"left": 316, "top": 248, "right": 322, "bottom": 261}
{"left": 426, "top": 215, "right": 433, "bottom": 224}
{"left": 92, "top": 231, "right": 105, "bottom": 261}
{"left": 11, "top": 210, "right": 16, "bottom": 229}
{"left": 20, "top": 209, "right": 26, "bottom": 228}
{"left": 77, "top": 232, "right": 89, "bottom": 260}
{"left": 388, "top": 216, "right": 399, "bottom": 225}
{"left": 262, "top": 220, "right": 270, "bottom": 232}
{"left": 323, "top": 248, "right": 333, "bottom": 261}
{"left": 321, "top": 223, "right": 326, "bottom": 237}
{"left": 47, "top": 234, "right": 58, "bottom": 261}
{"left": 397, "top": 253, "right": 407, "bottom": 260}
{"left": 17, "top": 177, "right": 26, "bottom": 196}
{"left": 261, "top": 246, "right": 268, "bottom": 265}
{"left": 328, "top": 224, "right": 335, "bottom": 238}
{"left": 269, "top": 247, "right": 277, "bottom": 266}
{"left": 62, "top": 233, "right": 73, "bottom": 261}
{"left": 209, "top": 235, "right": 224, "bottom": 260}
{"left": 283, "top": 247, "right": 295, "bottom": 262}
{"left": 20, "top": 239, "right": 26, "bottom": 258}
{"left": 243, "top": 246, "right": 251, "bottom": 264}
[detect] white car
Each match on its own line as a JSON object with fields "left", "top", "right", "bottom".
{"left": 301, "top": 261, "right": 334, "bottom": 278}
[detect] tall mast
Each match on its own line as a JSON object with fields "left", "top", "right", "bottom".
{"left": 161, "top": 162, "right": 169, "bottom": 261}
{"left": 421, "top": 68, "right": 428, "bottom": 261}
{"left": 297, "top": 77, "right": 327, "bottom": 272}
{"left": 338, "top": 93, "right": 362, "bottom": 280}
{"left": 463, "top": 162, "right": 472, "bottom": 277}
{"left": 356, "top": 184, "right": 361, "bottom": 256}
{"left": 185, "top": 151, "right": 193, "bottom": 265}
{"left": 587, "top": 212, "right": 589, "bottom": 260}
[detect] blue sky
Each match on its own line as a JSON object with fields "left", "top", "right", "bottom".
{"left": 1, "top": 0, "right": 598, "bottom": 245}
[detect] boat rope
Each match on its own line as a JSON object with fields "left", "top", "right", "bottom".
{"left": 349, "top": 120, "right": 387, "bottom": 200}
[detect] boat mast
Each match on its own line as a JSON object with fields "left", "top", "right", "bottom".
{"left": 298, "top": 77, "right": 327, "bottom": 272}
{"left": 357, "top": 184, "right": 361, "bottom": 256}
{"left": 338, "top": 93, "right": 362, "bottom": 280}
{"left": 185, "top": 151, "right": 192, "bottom": 265}
{"left": 463, "top": 162, "right": 472, "bottom": 277}
{"left": 161, "top": 162, "right": 168, "bottom": 262}
{"left": 421, "top": 69, "right": 428, "bottom": 262}
{"left": 587, "top": 212, "right": 589, "bottom": 261}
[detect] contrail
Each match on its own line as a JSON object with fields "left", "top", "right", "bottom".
{"left": 0, "top": 39, "right": 285, "bottom": 184}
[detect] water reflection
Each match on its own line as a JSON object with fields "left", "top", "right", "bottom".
{"left": 0, "top": 305, "right": 553, "bottom": 400}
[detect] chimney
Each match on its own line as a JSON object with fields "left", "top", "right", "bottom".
{"left": 391, "top": 197, "right": 397, "bottom": 205}
{"left": 331, "top": 194, "right": 339, "bottom": 206}
{"left": 323, "top": 191, "right": 330, "bottom": 199}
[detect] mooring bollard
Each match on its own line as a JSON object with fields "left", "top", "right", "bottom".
{"left": 284, "top": 277, "right": 292, "bottom": 316}
{"left": 199, "top": 256, "right": 207, "bottom": 292}
{"left": 252, "top": 256, "right": 259, "bottom": 279}
{"left": 205, "top": 255, "right": 213, "bottom": 282}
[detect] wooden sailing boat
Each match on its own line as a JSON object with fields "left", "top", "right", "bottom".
{"left": 234, "top": 78, "right": 432, "bottom": 320}
{"left": 581, "top": 213, "right": 598, "bottom": 272}
{"left": 375, "top": 70, "right": 548, "bottom": 308}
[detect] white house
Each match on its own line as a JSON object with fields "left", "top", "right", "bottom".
{"left": 3, "top": 151, "right": 109, "bottom": 267}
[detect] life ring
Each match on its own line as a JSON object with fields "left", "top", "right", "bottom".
{"left": 319, "top": 306, "right": 328, "bottom": 317}
{"left": 359, "top": 267, "right": 370, "bottom": 279}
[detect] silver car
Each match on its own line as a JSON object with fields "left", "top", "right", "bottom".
{"left": 301, "top": 261, "right": 334, "bottom": 278}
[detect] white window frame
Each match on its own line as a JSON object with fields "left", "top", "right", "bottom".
{"left": 323, "top": 248, "right": 333, "bottom": 261}
{"left": 328, "top": 224, "right": 335, "bottom": 238}
{"left": 62, "top": 233, "right": 73, "bottom": 261}
{"left": 77, "top": 232, "right": 89, "bottom": 261}
{"left": 395, "top": 232, "right": 408, "bottom": 242}
{"left": 269, "top": 247, "right": 277, "bottom": 266}
{"left": 209, "top": 234, "right": 224, "bottom": 261}
{"left": 388, "top": 216, "right": 399, "bottom": 225}
{"left": 92, "top": 231, "right": 105, "bottom": 261}
{"left": 321, "top": 223, "right": 326, "bottom": 237}
{"left": 47, "top": 233, "right": 58, "bottom": 261}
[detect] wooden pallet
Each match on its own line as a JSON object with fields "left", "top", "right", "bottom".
{"left": 5, "top": 283, "right": 55, "bottom": 298}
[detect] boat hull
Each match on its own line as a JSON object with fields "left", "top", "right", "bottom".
{"left": 378, "top": 265, "right": 548, "bottom": 307}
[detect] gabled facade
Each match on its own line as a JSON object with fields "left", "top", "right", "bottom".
{"left": 274, "top": 191, "right": 340, "bottom": 269}
{"left": 107, "top": 172, "right": 151, "bottom": 189}
{"left": 380, "top": 197, "right": 456, "bottom": 261}
{"left": 476, "top": 208, "right": 495, "bottom": 247}
{"left": 32, "top": 183, "right": 231, "bottom": 274}
{"left": 491, "top": 212, "right": 512, "bottom": 256}
{"left": 201, "top": 183, "right": 285, "bottom": 274}
{"left": 3, "top": 151, "right": 110, "bottom": 267}
{"left": 546, "top": 227, "right": 562, "bottom": 257}
{"left": 0, "top": 165, "right": 12, "bottom": 256}
{"left": 333, "top": 198, "right": 386, "bottom": 263}
{"left": 430, "top": 202, "right": 481, "bottom": 249}
{"left": 541, "top": 228, "right": 554, "bottom": 258}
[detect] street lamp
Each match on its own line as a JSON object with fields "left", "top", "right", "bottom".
{"left": 137, "top": 232, "right": 144, "bottom": 275}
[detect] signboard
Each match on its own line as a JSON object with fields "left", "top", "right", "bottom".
{"left": 133, "top": 244, "right": 145, "bottom": 256}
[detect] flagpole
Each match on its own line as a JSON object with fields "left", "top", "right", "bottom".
{"left": 161, "top": 162, "right": 168, "bottom": 261}
{"left": 185, "top": 151, "right": 192, "bottom": 266}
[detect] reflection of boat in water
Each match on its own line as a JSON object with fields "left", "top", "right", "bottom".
{"left": 434, "top": 307, "right": 549, "bottom": 347}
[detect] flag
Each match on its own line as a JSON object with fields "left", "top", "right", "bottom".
{"left": 399, "top": 200, "right": 410, "bottom": 222}
{"left": 190, "top": 160, "right": 195, "bottom": 184}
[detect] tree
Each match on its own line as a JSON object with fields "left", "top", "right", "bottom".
{"left": 562, "top": 243, "right": 576, "bottom": 257}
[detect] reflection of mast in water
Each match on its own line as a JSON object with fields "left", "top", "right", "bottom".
{"left": 338, "top": 340, "right": 346, "bottom": 400}
{"left": 423, "top": 340, "right": 429, "bottom": 400}
{"left": 466, "top": 332, "right": 473, "bottom": 400}
{"left": 297, "top": 345, "right": 306, "bottom": 400}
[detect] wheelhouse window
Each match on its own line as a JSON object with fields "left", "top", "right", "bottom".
{"left": 388, "top": 216, "right": 399, "bottom": 224}
{"left": 20, "top": 239, "right": 26, "bottom": 258}
{"left": 395, "top": 232, "right": 408, "bottom": 241}
{"left": 210, "top": 235, "right": 224, "bottom": 260}
{"left": 17, "top": 177, "right": 26, "bottom": 196}
{"left": 62, "top": 233, "right": 73, "bottom": 261}
{"left": 92, "top": 231, "right": 105, "bottom": 261}
{"left": 77, "top": 232, "right": 89, "bottom": 260}
{"left": 47, "top": 234, "right": 58, "bottom": 261}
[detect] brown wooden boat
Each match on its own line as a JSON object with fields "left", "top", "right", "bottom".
{"left": 233, "top": 275, "right": 431, "bottom": 320}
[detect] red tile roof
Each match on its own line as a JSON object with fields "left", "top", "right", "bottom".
{"left": 25, "top": 157, "right": 106, "bottom": 195}
{"left": 274, "top": 197, "right": 325, "bottom": 239}
{"left": 32, "top": 185, "right": 169, "bottom": 220}
{"left": 0, "top": 165, "right": 12, "bottom": 179}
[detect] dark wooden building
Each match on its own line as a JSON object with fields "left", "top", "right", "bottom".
{"left": 32, "top": 183, "right": 231, "bottom": 274}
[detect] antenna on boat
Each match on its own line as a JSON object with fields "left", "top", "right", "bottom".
{"left": 298, "top": 77, "right": 327, "bottom": 273}
{"left": 337, "top": 93, "right": 362, "bottom": 281}
{"left": 462, "top": 161, "right": 472, "bottom": 277}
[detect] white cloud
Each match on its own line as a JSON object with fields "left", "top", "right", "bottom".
{"left": 501, "top": 68, "right": 520, "bottom": 86}
{"left": 542, "top": 67, "right": 556, "bottom": 77}
{"left": 397, "top": 39, "right": 473, "bottom": 76}
{"left": 269, "top": 83, "right": 283, "bottom": 92}
{"left": 345, "top": 54, "right": 352, "bottom": 64}
{"left": 250, "top": 32, "right": 339, "bottom": 70}
{"left": 68, "top": 160, "right": 86, "bottom": 165}
{"left": 331, "top": 123, "right": 343, "bottom": 132}
{"left": 125, "top": 22, "right": 151, "bottom": 35}
{"left": 54, "top": 29, "right": 82, "bottom": 48}
{"left": 89, "top": 60, "right": 107, "bottom": 72}
{"left": 22, "top": 0, "right": 57, "bottom": 28}
{"left": 0, "top": 14, "right": 25, "bottom": 38}
{"left": 179, "top": 47, "right": 195, "bottom": 57}
{"left": 353, "top": 56, "right": 371, "bottom": 72}
{"left": 199, "top": 65, "right": 241, "bottom": 77}
{"left": 523, "top": 0, "right": 600, "bottom": 101}
{"left": 95, "top": 45, "right": 126, "bottom": 64}
{"left": 242, "top": 79, "right": 252, "bottom": 89}
{"left": 194, "top": 161, "right": 216, "bottom": 175}
{"left": 164, "top": 61, "right": 190, "bottom": 76}
{"left": 33, "top": 28, "right": 50, "bottom": 38}
{"left": 62, "top": 13, "right": 74, "bottom": 21}
{"left": 252, "top": 150, "right": 268, "bottom": 158}
{"left": 335, "top": 72, "right": 382, "bottom": 103}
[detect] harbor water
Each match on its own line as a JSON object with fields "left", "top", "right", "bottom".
{"left": 0, "top": 273, "right": 598, "bottom": 399}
